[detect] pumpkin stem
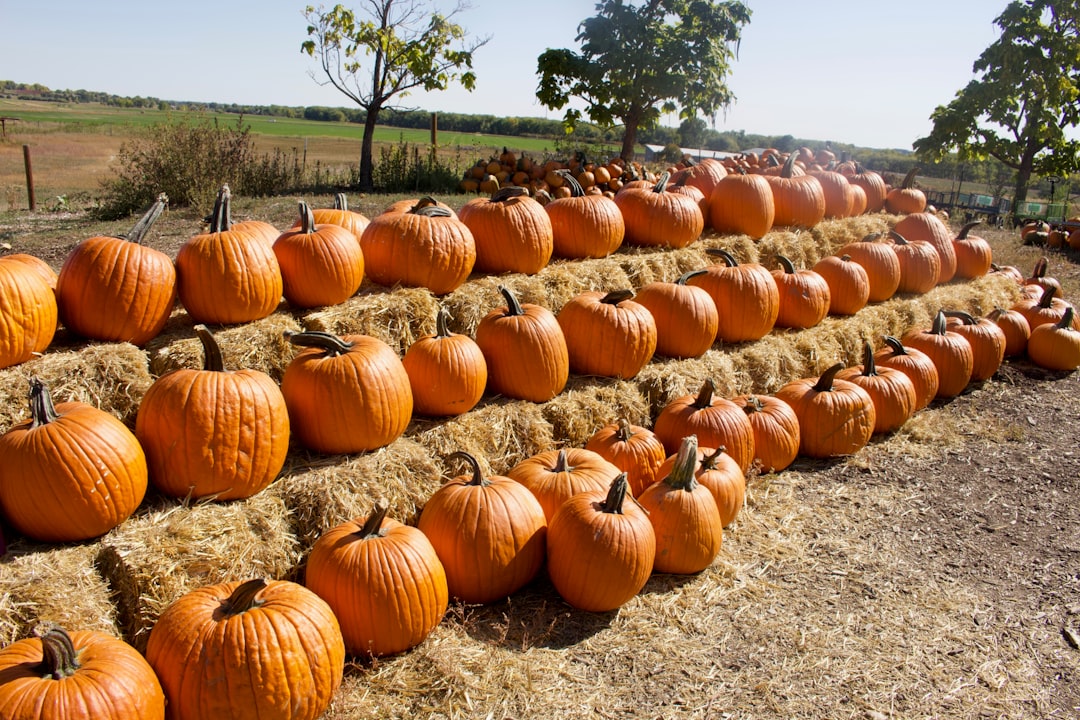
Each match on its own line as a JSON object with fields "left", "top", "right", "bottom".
{"left": 664, "top": 435, "right": 700, "bottom": 491}
{"left": 860, "top": 341, "right": 878, "bottom": 377}
{"left": 28, "top": 377, "right": 60, "bottom": 429}
{"left": 283, "top": 330, "right": 355, "bottom": 357}
{"left": 943, "top": 309, "right": 976, "bottom": 326}
{"left": 296, "top": 201, "right": 318, "bottom": 234}
{"left": 651, "top": 172, "right": 671, "bottom": 193}
{"left": 434, "top": 305, "right": 454, "bottom": 339}
{"left": 448, "top": 450, "right": 487, "bottom": 487}
{"left": 194, "top": 325, "right": 226, "bottom": 372}
{"left": 615, "top": 418, "right": 633, "bottom": 442}
{"left": 410, "top": 196, "right": 440, "bottom": 212}
{"left": 900, "top": 166, "right": 919, "bottom": 189}
{"left": 414, "top": 203, "right": 453, "bottom": 219}
{"left": 497, "top": 285, "right": 526, "bottom": 317}
{"left": 742, "top": 395, "right": 765, "bottom": 415}
{"left": 558, "top": 170, "right": 586, "bottom": 198}
{"left": 207, "top": 185, "right": 233, "bottom": 234}
{"left": 1038, "top": 285, "right": 1059, "bottom": 308}
{"left": 929, "top": 310, "right": 948, "bottom": 335}
{"left": 811, "top": 363, "right": 845, "bottom": 393}
{"left": 1056, "top": 305, "right": 1075, "bottom": 329}
{"left": 600, "top": 289, "right": 635, "bottom": 305}
{"left": 357, "top": 504, "right": 389, "bottom": 539}
{"left": 692, "top": 378, "right": 717, "bottom": 409}
{"left": 490, "top": 186, "right": 529, "bottom": 202}
{"left": 125, "top": 193, "right": 168, "bottom": 245}
{"left": 37, "top": 628, "right": 80, "bottom": 680}
{"left": 599, "top": 472, "right": 631, "bottom": 514}
{"left": 223, "top": 578, "right": 268, "bottom": 616}
{"left": 776, "top": 255, "right": 797, "bottom": 274}
{"left": 887, "top": 229, "right": 909, "bottom": 245}
{"left": 957, "top": 220, "right": 981, "bottom": 239}
{"left": 333, "top": 193, "right": 349, "bottom": 211}
{"left": 551, "top": 448, "right": 573, "bottom": 473}
{"left": 860, "top": 232, "right": 883, "bottom": 243}
{"left": 705, "top": 248, "right": 738, "bottom": 267}
{"left": 699, "top": 445, "right": 729, "bottom": 472}
{"left": 675, "top": 269, "right": 707, "bottom": 285}
{"left": 781, "top": 152, "right": 799, "bottom": 178}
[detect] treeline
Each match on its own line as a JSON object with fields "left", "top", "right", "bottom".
{"left": 3, "top": 79, "right": 1028, "bottom": 195}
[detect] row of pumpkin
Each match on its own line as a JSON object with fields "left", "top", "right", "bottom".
{"left": 4, "top": 263, "right": 1078, "bottom": 718}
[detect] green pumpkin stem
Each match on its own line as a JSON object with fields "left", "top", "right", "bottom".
{"left": 812, "top": 363, "right": 845, "bottom": 393}
{"left": 699, "top": 445, "right": 729, "bottom": 472}
{"left": 705, "top": 247, "right": 738, "bottom": 267}
{"left": 1038, "top": 285, "right": 1059, "bottom": 308}
{"left": 599, "top": 473, "right": 631, "bottom": 514}
{"left": 652, "top": 172, "right": 671, "bottom": 193}
{"left": 860, "top": 232, "right": 883, "bottom": 243}
{"left": 333, "top": 193, "right": 349, "bottom": 211}
{"left": 412, "top": 203, "right": 453, "bottom": 218}
{"left": 676, "top": 269, "right": 707, "bottom": 285}
{"left": 929, "top": 310, "right": 948, "bottom": 335}
{"left": 491, "top": 186, "right": 528, "bottom": 202}
{"left": 943, "top": 309, "right": 977, "bottom": 326}
{"left": 434, "top": 305, "right": 454, "bottom": 339}
{"left": 558, "top": 170, "right": 585, "bottom": 198}
{"left": 1056, "top": 305, "right": 1075, "bottom": 329}
{"left": 28, "top": 377, "right": 60, "bottom": 429}
{"left": 207, "top": 185, "right": 233, "bottom": 234}
{"left": 742, "top": 395, "right": 765, "bottom": 415}
{"left": 693, "top": 379, "right": 717, "bottom": 409}
{"left": 900, "top": 166, "right": 919, "bottom": 189}
{"left": 194, "top": 324, "right": 225, "bottom": 372}
{"left": 551, "top": 448, "right": 573, "bottom": 473}
{"left": 37, "top": 628, "right": 80, "bottom": 680}
{"left": 448, "top": 451, "right": 488, "bottom": 487}
{"left": 224, "top": 578, "right": 268, "bottom": 616}
{"left": 860, "top": 341, "right": 878, "bottom": 377}
{"left": 125, "top": 193, "right": 168, "bottom": 245}
{"left": 283, "top": 330, "right": 355, "bottom": 356}
{"left": 357, "top": 504, "right": 389, "bottom": 538}
{"left": 781, "top": 152, "right": 799, "bottom": 178}
{"left": 665, "top": 435, "right": 700, "bottom": 491}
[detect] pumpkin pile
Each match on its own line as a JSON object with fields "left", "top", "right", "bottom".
{"left": 3, "top": 150, "right": 1078, "bottom": 716}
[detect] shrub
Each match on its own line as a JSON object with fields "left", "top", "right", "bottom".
{"left": 373, "top": 138, "right": 463, "bottom": 194}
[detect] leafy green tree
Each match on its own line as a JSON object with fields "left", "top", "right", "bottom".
{"left": 913, "top": 0, "right": 1080, "bottom": 216}
{"left": 536, "top": 0, "right": 751, "bottom": 162}
{"left": 302, "top": 1, "right": 489, "bottom": 191}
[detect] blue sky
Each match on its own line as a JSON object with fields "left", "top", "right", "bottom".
{"left": 1, "top": 0, "right": 1004, "bottom": 150}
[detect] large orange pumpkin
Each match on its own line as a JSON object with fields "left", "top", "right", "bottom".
{"left": 615, "top": 172, "right": 704, "bottom": 249}
{"left": 771, "top": 255, "right": 830, "bottom": 330}
{"left": 901, "top": 310, "right": 974, "bottom": 399}
{"left": 837, "top": 342, "right": 918, "bottom": 434}
{"left": 766, "top": 153, "right": 826, "bottom": 228}
{"left": 545, "top": 173, "right": 625, "bottom": 259}
{"left": 774, "top": 363, "right": 876, "bottom": 458}
{"left": 0, "top": 254, "right": 57, "bottom": 369}
{"left": 708, "top": 169, "right": 775, "bottom": 239}
{"left": 273, "top": 201, "right": 364, "bottom": 309}
{"left": 135, "top": 325, "right": 290, "bottom": 500}
{"left": 55, "top": 194, "right": 175, "bottom": 346}
{"left": 508, "top": 447, "right": 621, "bottom": 522}
{"left": 884, "top": 167, "right": 927, "bottom": 214}
{"left": 838, "top": 232, "right": 901, "bottom": 303}
{"left": 730, "top": 393, "right": 801, "bottom": 473}
{"left": 944, "top": 310, "right": 1006, "bottom": 382}
{"left": 893, "top": 211, "right": 957, "bottom": 283}
{"left": 0, "top": 378, "right": 147, "bottom": 542}
{"left": 458, "top": 186, "right": 553, "bottom": 274}
{"left": 585, "top": 419, "right": 668, "bottom": 497}
{"left": 873, "top": 336, "right": 940, "bottom": 412}
{"left": 653, "top": 379, "right": 755, "bottom": 473}
{"left": 634, "top": 270, "right": 719, "bottom": 360}
{"left": 145, "top": 578, "right": 344, "bottom": 720}
{"left": 688, "top": 249, "right": 779, "bottom": 343}
{"left": 557, "top": 289, "right": 657, "bottom": 379}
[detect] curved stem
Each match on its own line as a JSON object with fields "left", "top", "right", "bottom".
{"left": 929, "top": 310, "right": 948, "bottom": 335}
{"left": 652, "top": 171, "right": 671, "bottom": 194}
{"left": 224, "top": 578, "right": 268, "bottom": 616}
{"left": 207, "top": 185, "right": 232, "bottom": 234}
{"left": 781, "top": 152, "right": 799, "bottom": 178}
{"left": 28, "top": 377, "right": 59, "bottom": 429}
{"left": 297, "top": 201, "right": 316, "bottom": 234}
{"left": 812, "top": 362, "right": 845, "bottom": 393}
{"left": 600, "top": 289, "right": 635, "bottom": 305}
{"left": 887, "top": 229, "right": 909, "bottom": 245}
{"left": 860, "top": 232, "right": 883, "bottom": 243}
{"left": 860, "top": 341, "right": 878, "bottom": 377}
{"left": 776, "top": 255, "right": 797, "bottom": 274}
{"left": 193, "top": 324, "right": 225, "bottom": 372}
{"left": 38, "top": 628, "right": 80, "bottom": 680}
{"left": 283, "top": 330, "right": 355, "bottom": 356}
{"left": 676, "top": 269, "right": 707, "bottom": 285}
{"left": 448, "top": 450, "right": 487, "bottom": 487}
{"left": 693, "top": 378, "right": 716, "bottom": 409}
{"left": 434, "top": 305, "right": 453, "bottom": 339}
{"left": 699, "top": 445, "right": 729, "bottom": 472}
{"left": 333, "top": 193, "right": 349, "bottom": 211}
{"left": 615, "top": 418, "right": 633, "bottom": 442}
{"left": 497, "top": 285, "right": 526, "bottom": 317}
{"left": 1056, "top": 306, "right": 1075, "bottom": 329}
{"left": 957, "top": 220, "right": 981, "bottom": 239}
{"left": 491, "top": 186, "right": 528, "bottom": 202}
{"left": 665, "top": 435, "right": 699, "bottom": 491}
{"left": 900, "top": 166, "right": 919, "bottom": 189}
{"left": 599, "top": 473, "right": 630, "bottom": 514}
{"left": 705, "top": 247, "right": 738, "bottom": 267}
{"left": 943, "top": 309, "right": 977, "bottom": 326}
{"left": 882, "top": 335, "right": 908, "bottom": 356}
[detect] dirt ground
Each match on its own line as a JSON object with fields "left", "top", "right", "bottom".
{"left": 0, "top": 196, "right": 1078, "bottom": 718}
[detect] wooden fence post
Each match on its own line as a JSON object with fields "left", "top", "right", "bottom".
{"left": 22, "top": 145, "right": 35, "bottom": 211}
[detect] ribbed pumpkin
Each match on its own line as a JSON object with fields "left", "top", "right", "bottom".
{"left": 774, "top": 363, "right": 876, "bottom": 459}
{"left": 653, "top": 379, "right": 755, "bottom": 472}
{"left": 654, "top": 440, "right": 746, "bottom": 528}
{"left": 458, "top": 186, "right": 553, "bottom": 274}
{"left": 888, "top": 229, "right": 941, "bottom": 294}
{"left": 546, "top": 473, "right": 655, "bottom": 612}
{"left": 508, "top": 447, "right": 621, "bottom": 522}
{"left": 873, "top": 336, "right": 940, "bottom": 412}
{"left": 731, "top": 393, "right": 801, "bottom": 473}
{"left": 846, "top": 164, "right": 888, "bottom": 213}
{"left": 838, "top": 232, "right": 901, "bottom": 303}
{"left": 176, "top": 186, "right": 284, "bottom": 324}
{"left": 0, "top": 253, "right": 56, "bottom": 369}
{"left": 893, "top": 211, "right": 957, "bottom": 283}
{"left": 0, "top": 627, "right": 165, "bottom": 719}
{"left": 809, "top": 169, "right": 855, "bottom": 219}
{"left": 402, "top": 306, "right": 487, "bottom": 417}
{"left": 305, "top": 505, "right": 448, "bottom": 657}
{"left": 417, "top": 451, "right": 547, "bottom": 604}
{"left": 0, "top": 249, "right": 57, "bottom": 290}
{"left": 766, "top": 153, "right": 826, "bottom": 228}
{"left": 55, "top": 194, "right": 175, "bottom": 346}
{"left": 0, "top": 378, "right": 147, "bottom": 542}
{"left": 1012, "top": 285, "right": 1076, "bottom": 331}
{"left": 1027, "top": 306, "right": 1080, "bottom": 370}
{"left": 688, "top": 248, "right": 779, "bottom": 343}
{"left": 585, "top": 419, "right": 668, "bottom": 497}
{"left": 944, "top": 310, "right": 1007, "bottom": 382}
{"left": 135, "top": 325, "right": 289, "bottom": 500}
{"left": 474, "top": 285, "right": 569, "bottom": 402}
{"left": 708, "top": 169, "right": 775, "bottom": 239}
{"left": 1022, "top": 256, "right": 1061, "bottom": 300}
{"left": 837, "top": 342, "right": 918, "bottom": 434}
{"left": 281, "top": 331, "right": 413, "bottom": 454}
{"left": 615, "top": 172, "right": 704, "bottom": 249}
{"left": 557, "top": 289, "right": 657, "bottom": 379}
{"left": 145, "top": 578, "right": 344, "bottom": 720}
{"left": 273, "top": 201, "right": 364, "bottom": 309}
{"left": 848, "top": 182, "right": 869, "bottom": 216}
{"left": 633, "top": 270, "right": 719, "bottom": 359}
{"left": 884, "top": 167, "right": 927, "bottom": 214}
{"left": 360, "top": 198, "right": 476, "bottom": 294}
{"left": 638, "top": 435, "right": 723, "bottom": 574}
{"left": 986, "top": 306, "right": 1031, "bottom": 358}
{"left": 813, "top": 254, "right": 870, "bottom": 316}
{"left": 670, "top": 156, "right": 728, "bottom": 200}
{"left": 901, "top": 311, "right": 974, "bottom": 399}
{"left": 771, "top": 255, "right": 830, "bottom": 330}
{"left": 292, "top": 192, "right": 370, "bottom": 243}
{"left": 952, "top": 221, "right": 993, "bottom": 279}
{"left": 545, "top": 173, "right": 625, "bottom": 258}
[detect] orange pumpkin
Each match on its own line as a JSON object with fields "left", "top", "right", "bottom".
{"left": 774, "top": 363, "right": 876, "bottom": 459}
{"left": 944, "top": 310, "right": 1007, "bottom": 382}
{"left": 545, "top": 173, "right": 625, "bottom": 259}
{"left": 766, "top": 153, "right": 826, "bottom": 228}
{"left": 901, "top": 311, "right": 974, "bottom": 399}
{"left": 634, "top": 270, "right": 719, "bottom": 359}
{"left": 653, "top": 379, "right": 756, "bottom": 473}
{"left": 508, "top": 447, "right": 621, "bottom": 522}
{"left": 0, "top": 253, "right": 56, "bottom": 369}
{"left": 838, "top": 232, "right": 901, "bottom": 303}
{"left": 837, "top": 342, "right": 918, "bottom": 434}
{"left": 458, "top": 186, "right": 553, "bottom": 274}
{"left": 893, "top": 211, "right": 957, "bottom": 283}
{"left": 688, "top": 249, "right": 779, "bottom": 343}
{"left": 771, "top": 255, "right": 830, "bottom": 330}
{"left": 585, "top": 419, "right": 668, "bottom": 497}
{"left": 884, "top": 167, "right": 927, "bottom": 214}
{"left": 730, "top": 393, "right": 801, "bottom": 473}
{"left": 615, "top": 172, "right": 704, "bottom": 249}
{"left": 557, "top": 289, "right": 657, "bottom": 379}
{"left": 273, "top": 201, "right": 364, "bottom": 308}
{"left": 952, "top": 221, "right": 993, "bottom": 279}
{"left": 402, "top": 305, "right": 487, "bottom": 417}
{"left": 708, "top": 170, "right": 775, "bottom": 239}
{"left": 873, "top": 336, "right": 940, "bottom": 412}
{"left": 813, "top": 254, "right": 870, "bottom": 316}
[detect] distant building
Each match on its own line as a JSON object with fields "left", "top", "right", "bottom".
{"left": 642, "top": 144, "right": 742, "bottom": 163}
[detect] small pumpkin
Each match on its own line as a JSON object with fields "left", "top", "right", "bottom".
{"left": 986, "top": 306, "right": 1031, "bottom": 358}
{"left": 838, "top": 232, "right": 901, "bottom": 303}
{"left": 584, "top": 419, "right": 668, "bottom": 497}
{"left": 0, "top": 253, "right": 57, "bottom": 369}
{"left": 774, "top": 362, "right": 876, "bottom": 458}
{"left": 771, "top": 255, "right": 831, "bottom": 330}
{"left": 654, "top": 441, "right": 746, "bottom": 528}
{"left": 1026, "top": 306, "right": 1080, "bottom": 370}
{"left": 292, "top": 192, "right": 370, "bottom": 242}
{"left": 943, "top": 310, "right": 1007, "bottom": 382}
{"left": 883, "top": 166, "right": 927, "bottom": 214}
{"left": 653, "top": 378, "right": 755, "bottom": 473}
{"left": 731, "top": 393, "right": 801, "bottom": 473}
{"left": 812, "top": 254, "right": 870, "bottom": 316}
{"left": 837, "top": 342, "right": 918, "bottom": 434}
{"left": 873, "top": 336, "right": 940, "bottom": 412}
{"left": 402, "top": 305, "right": 487, "bottom": 417}
{"left": 952, "top": 221, "right": 993, "bottom": 279}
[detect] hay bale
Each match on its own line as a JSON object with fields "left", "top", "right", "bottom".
{"left": 95, "top": 491, "right": 300, "bottom": 651}
{"left": 540, "top": 376, "right": 651, "bottom": 448}
{"left": 303, "top": 285, "right": 441, "bottom": 355}
{"left": 0, "top": 342, "right": 151, "bottom": 432}
{"left": 0, "top": 541, "right": 119, "bottom": 644}
{"left": 146, "top": 311, "right": 303, "bottom": 381}
{"left": 275, "top": 437, "right": 443, "bottom": 544}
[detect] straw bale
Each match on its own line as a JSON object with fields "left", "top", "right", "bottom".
{"left": 274, "top": 437, "right": 443, "bottom": 544}
{"left": 810, "top": 213, "right": 893, "bottom": 252}
{"left": 410, "top": 400, "right": 554, "bottom": 476}
{"left": 540, "top": 376, "right": 651, "bottom": 448}
{"left": 302, "top": 285, "right": 441, "bottom": 355}
{"left": 0, "top": 342, "right": 151, "bottom": 432}
{"left": 442, "top": 275, "right": 556, "bottom": 336}
{"left": 612, "top": 245, "right": 706, "bottom": 288}
{"left": 146, "top": 311, "right": 303, "bottom": 381}
{"left": 0, "top": 542, "right": 118, "bottom": 644}
{"left": 95, "top": 490, "right": 300, "bottom": 651}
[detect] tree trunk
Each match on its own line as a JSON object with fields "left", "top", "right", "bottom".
{"left": 1010, "top": 141, "right": 1038, "bottom": 226}
{"left": 619, "top": 107, "right": 642, "bottom": 163}
{"left": 359, "top": 103, "right": 381, "bottom": 192}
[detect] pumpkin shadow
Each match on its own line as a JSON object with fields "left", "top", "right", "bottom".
{"left": 451, "top": 572, "right": 617, "bottom": 650}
